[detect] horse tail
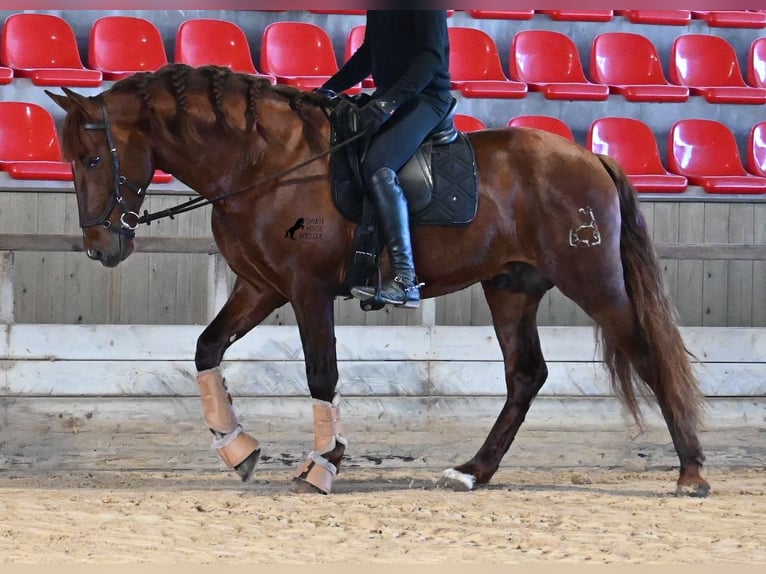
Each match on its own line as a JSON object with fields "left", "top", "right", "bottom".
{"left": 597, "top": 155, "right": 704, "bottom": 437}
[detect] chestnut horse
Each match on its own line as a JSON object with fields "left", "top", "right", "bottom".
{"left": 48, "top": 64, "right": 709, "bottom": 496}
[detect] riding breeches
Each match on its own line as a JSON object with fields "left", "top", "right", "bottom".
{"left": 362, "top": 92, "right": 452, "bottom": 182}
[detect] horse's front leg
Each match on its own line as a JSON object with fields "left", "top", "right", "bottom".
{"left": 289, "top": 292, "right": 346, "bottom": 495}
{"left": 196, "top": 276, "right": 286, "bottom": 482}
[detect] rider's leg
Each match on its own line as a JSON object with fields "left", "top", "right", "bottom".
{"left": 350, "top": 93, "right": 450, "bottom": 308}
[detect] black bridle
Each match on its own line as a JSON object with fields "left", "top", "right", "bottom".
{"left": 81, "top": 101, "right": 148, "bottom": 239}
{"left": 78, "top": 98, "right": 369, "bottom": 238}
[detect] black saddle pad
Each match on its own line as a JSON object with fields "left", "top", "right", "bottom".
{"left": 411, "top": 133, "right": 478, "bottom": 226}
{"left": 330, "top": 105, "right": 478, "bottom": 227}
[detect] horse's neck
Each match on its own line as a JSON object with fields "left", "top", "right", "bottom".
{"left": 155, "top": 110, "right": 317, "bottom": 199}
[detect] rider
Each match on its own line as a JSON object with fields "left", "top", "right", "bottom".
{"left": 316, "top": 10, "right": 453, "bottom": 308}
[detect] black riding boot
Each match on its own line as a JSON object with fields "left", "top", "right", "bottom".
{"left": 351, "top": 167, "right": 420, "bottom": 308}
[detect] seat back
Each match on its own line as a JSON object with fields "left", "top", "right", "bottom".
{"left": 539, "top": 10, "right": 614, "bottom": 22}
{"left": 668, "top": 119, "right": 747, "bottom": 176}
{"left": 510, "top": 30, "right": 589, "bottom": 83}
{"left": 0, "top": 102, "right": 63, "bottom": 161}
{"left": 747, "top": 121, "right": 766, "bottom": 176}
{"left": 591, "top": 32, "right": 669, "bottom": 85}
{"left": 670, "top": 34, "right": 747, "bottom": 87}
{"left": 616, "top": 10, "right": 692, "bottom": 25}
{"left": 587, "top": 117, "right": 666, "bottom": 174}
{"left": 748, "top": 36, "right": 766, "bottom": 87}
{"left": 1, "top": 13, "right": 86, "bottom": 70}
{"left": 345, "top": 24, "right": 366, "bottom": 61}
{"left": 454, "top": 114, "right": 487, "bottom": 132}
{"left": 507, "top": 115, "right": 575, "bottom": 141}
{"left": 261, "top": 22, "right": 338, "bottom": 76}
{"left": 448, "top": 27, "right": 508, "bottom": 81}
{"left": 89, "top": 16, "right": 168, "bottom": 77}
{"left": 467, "top": 10, "right": 534, "bottom": 20}
{"left": 175, "top": 19, "right": 257, "bottom": 73}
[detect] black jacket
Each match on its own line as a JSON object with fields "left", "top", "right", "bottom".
{"left": 322, "top": 10, "right": 451, "bottom": 107}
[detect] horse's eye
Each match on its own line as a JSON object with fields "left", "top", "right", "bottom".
{"left": 85, "top": 156, "right": 102, "bottom": 169}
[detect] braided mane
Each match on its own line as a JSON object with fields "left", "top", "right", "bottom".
{"left": 61, "top": 63, "right": 331, "bottom": 160}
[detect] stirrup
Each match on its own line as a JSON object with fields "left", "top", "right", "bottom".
{"left": 352, "top": 274, "right": 422, "bottom": 310}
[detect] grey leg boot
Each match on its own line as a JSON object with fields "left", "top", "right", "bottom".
{"left": 351, "top": 167, "right": 420, "bottom": 308}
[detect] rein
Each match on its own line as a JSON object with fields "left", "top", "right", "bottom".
{"left": 135, "top": 128, "right": 369, "bottom": 227}
{"left": 83, "top": 99, "right": 368, "bottom": 234}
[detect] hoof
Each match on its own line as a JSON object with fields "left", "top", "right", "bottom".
{"left": 233, "top": 448, "right": 260, "bottom": 482}
{"left": 437, "top": 468, "right": 476, "bottom": 491}
{"left": 675, "top": 480, "right": 711, "bottom": 498}
{"left": 289, "top": 478, "right": 328, "bottom": 495}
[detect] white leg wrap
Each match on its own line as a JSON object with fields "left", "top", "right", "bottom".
{"left": 212, "top": 426, "right": 261, "bottom": 469}
{"left": 197, "top": 367, "right": 238, "bottom": 434}
{"left": 293, "top": 392, "right": 347, "bottom": 494}
{"left": 311, "top": 392, "right": 348, "bottom": 455}
{"left": 197, "top": 368, "right": 260, "bottom": 469}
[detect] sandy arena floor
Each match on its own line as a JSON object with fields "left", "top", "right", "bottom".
{"left": 0, "top": 465, "right": 764, "bottom": 564}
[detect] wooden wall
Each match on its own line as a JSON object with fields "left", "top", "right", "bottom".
{"left": 1, "top": 187, "right": 764, "bottom": 327}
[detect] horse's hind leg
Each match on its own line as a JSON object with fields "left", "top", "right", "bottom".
{"left": 590, "top": 302, "right": 709, "bottom": 496}
{"left": 195, "top": 277, "right": 286, "bottom": 482}
{"left": 440, "top": 266, "right": 551, "bottom": 491}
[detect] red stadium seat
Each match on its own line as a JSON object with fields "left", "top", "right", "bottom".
{"left": 670, "top": 35, "right": 766, "bottom": 104}
{"left": 89, "top": 16, "right": 168, "bottom": 81}
{"left": 587, "top": 117, "right": 687, "bottom": 193}
{"left": 507, "top": 115, "right": 575, "bottom": 141}
{"left": 509, "top": 30, "right": 609, "bottom": 101}
{"left": 467, "top": 10, "right": 534, "bottom": 20}
{"left": 668, "top": 119, "right": 766, "bottom": 194}
{"left": 448, "top": 27, "right": 527, "bottom": 99}
{"left": 261, "top": 22, "right": 359, "bottom": 92}
{"left": 747, "top": 37, "right": 766, "bottom": 88}
{"left": 538, "top": 10, "right": 613, "bottom": 22}
{"left": 0, "top": 66, "right": 12, "bottom": 85}
{"left": 614, "top": 10, "right": 691, "bottom": 25}
{"left": 454, "top": 114, "right": 487, "bottom": 132}
{"left": 345, "top": 25, "right": 374, "bottom": 88}
{"left": 309, "top": 10, "right": 365, "bottom": 15}
{"left": 175, "top": 19, "right": 275, "bottom": 84}
{"left": 0, "top": 102, "right": 73, "bottom": 180}
{"left": 0, "top": 101, "right": 170, "bottom": 183}
{"left": 691, "top": 11, "right": 766, "bottom": 28}
{"left": 747, "top": 121, "right": 766, "bottom": 177}
{"left": 0, "top": 14, "right": 102, "bottom": 87}
{"left": 590, "top": 33, "right": 689, "bottom": 103}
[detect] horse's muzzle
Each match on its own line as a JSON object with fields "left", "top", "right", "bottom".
{"left": 84, "top": 232, "right": 134, "bottom": 267}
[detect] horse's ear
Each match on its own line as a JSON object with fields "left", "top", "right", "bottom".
{"left": 45, "top": 89, "right": 71, "bottom": 112}
{"left": 44, "top": 87, "right": 92, "bottom": 113}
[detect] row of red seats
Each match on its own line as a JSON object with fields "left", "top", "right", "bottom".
{"left": 1, "top": 100, "right": 763, "bottom": 196}
{"left": 310, "top": 10, "right": 766, "bottom": 28}
{"left": 3, "top": 13, "right": 766, "bottom": 107}
{"left": 434, "top": 27, "right": 766, "bottom": 104}
{"left": 0, "top": 102, "right": 171, "bottom": 183}
{"left": 456, "top": 114, "right": 766, "bottom": 195}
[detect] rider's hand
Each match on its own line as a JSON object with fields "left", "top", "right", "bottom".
{"left": 357, "top": 99, "right": 397, "bottom": 132}
{"left": 312, "top": 87, "right": 338, "bottom": 101}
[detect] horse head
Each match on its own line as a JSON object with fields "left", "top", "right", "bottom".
{"left": 47, "top": 86, "right": 154, "bottom": 267}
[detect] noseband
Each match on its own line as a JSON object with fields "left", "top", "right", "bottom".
{"left": 80, "top": 101, "right": 148, "bottom": 239}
